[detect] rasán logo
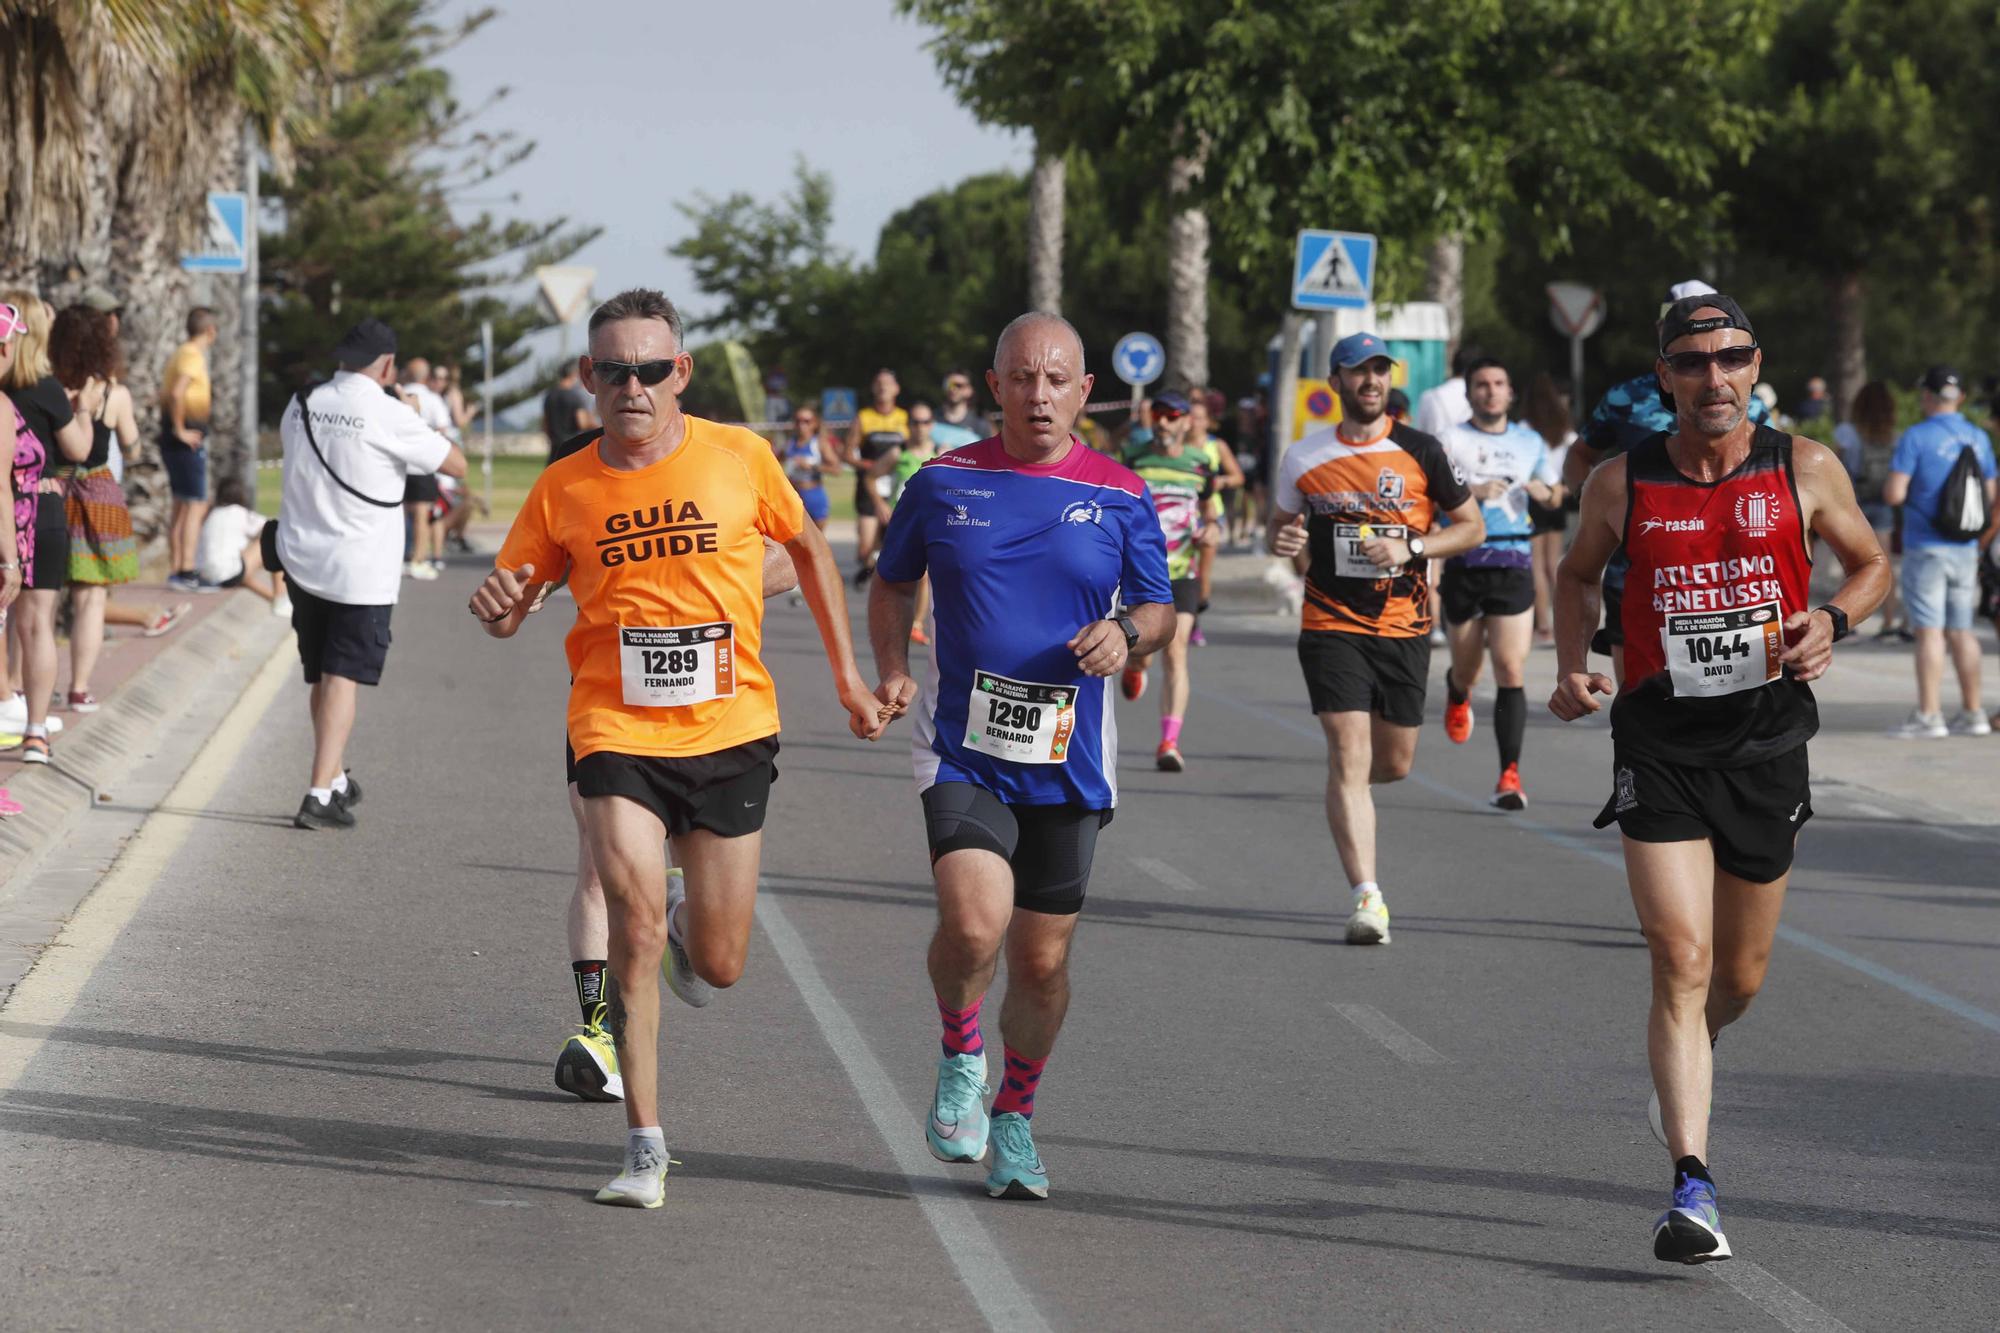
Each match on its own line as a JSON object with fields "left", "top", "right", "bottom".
{"left": 1638, "top": 516, "right": 1706, "bottom": 534}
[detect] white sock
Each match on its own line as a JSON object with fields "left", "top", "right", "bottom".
{"left": 1351, "top": 880, "right": 1379, "bottom": 906}
{"left": 308, "top": 786, "right": 333, "bottom": 805}
{"left": 331, "top": 772, "right": 349, "bottom": 794}
{"left": 628, "top": 1126, "right": 665, "bottom": 1154}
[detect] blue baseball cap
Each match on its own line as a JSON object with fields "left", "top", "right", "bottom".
{"left": 1151, "top": 390, "right": 1191, "bottom": 415}
{"left": 1330, "top": 332, "right": 1397, "bottom": 370}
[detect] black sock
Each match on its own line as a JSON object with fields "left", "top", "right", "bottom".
{"left": 572, "top": 960, "right": 611, "bottom": 1025}
{"left": 1494, "top": 686, "right": 1526, "bottom": 768}
{"left": 1675, "top": 1155, "right": 1713, "bottom": 1185}
{"left": 1446, "top": 671, "right": 1468, "bottom": 706}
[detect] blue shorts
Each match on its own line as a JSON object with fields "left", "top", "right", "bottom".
{"left": 1901, "top": 544, "right": 1979, "bottom": 630}
{"left": 161, "top": 432, "right": 208, "bottom": 501}
{"left": 800, "top": 486, "right": 830, "bottom": 524}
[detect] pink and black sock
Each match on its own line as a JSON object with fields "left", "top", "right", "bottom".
{"left": 938, "top": 993, "right": 985, "bottom": 1059}
{"left": 991, "top": 1046, "right": 1047, "bottom": 1118}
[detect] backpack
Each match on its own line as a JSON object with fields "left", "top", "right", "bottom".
{"left": 1932, "top": 444, "right": 1991, "bottom": 542}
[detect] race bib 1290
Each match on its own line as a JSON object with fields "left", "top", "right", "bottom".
{"left": 964, "top": 670, "right": 1076, "bottom": 765}
{"left": 619, "top": 623, "right": 736, "bottom": 708}
{"left": 1662, "top": 602, "right": 1782, "bottom": 698}
{"left": 1333, "top": 522, "right": 1408, "bottom": 579}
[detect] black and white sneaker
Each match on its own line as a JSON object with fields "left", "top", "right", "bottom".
{"left": 294, "top": 793, "right": 357, "bottom": 830}
{"left": 333, "top": 772, "right": 363, "bottom": 810}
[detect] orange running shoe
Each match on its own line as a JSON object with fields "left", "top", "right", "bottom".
{"left": 1492, "top": 763, "right": 1527, "bottom": 812}
{"left": 1155, "top": 742, "right": 1185, "bottom": 773}
{"left": 1120, "top": 667, "right": 1147, "bottom": 702}
{"left": 1444, "top": 695, "right": 1474, "bottom": 744}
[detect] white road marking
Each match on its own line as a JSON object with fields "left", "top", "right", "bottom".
{"left": 1129, "top": 856, "right": 1203, "bottom": 894}
{"left": 1710, "top": 1260, "right": 1857, "bottom": 1333}
{"left": 0, "top": 636, "right": 295, "bottom": 1092}
{"left": 1331, "top": 1004, "right": 1446, "bottom": 1064}
{"left": 756, "top": 894, "right": 1050, "bottom": 1333}
{"left": 1844, "top": 801, "right": 1893, "bottom": 820}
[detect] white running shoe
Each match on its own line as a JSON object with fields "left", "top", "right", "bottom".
{"left": 0, "top": 694, "right": 25, "bottom": 731}
{"left": 1346, "top": 888, "right": 1391, "bottom": 945}
{"left": 1947, "top": 709, "right": 1992, "bottom": 737}
{"left": 1890, "top": 710, "right": 1948, "bottom": 740}
{"left": 271, "top": 597, "right": 293, "bottom": 618}
{"left": 662, "top": 870, "right": 714, "bottom": 1008}
{"left": 594, "top": 1135, "right": 672, "bottom": 1208}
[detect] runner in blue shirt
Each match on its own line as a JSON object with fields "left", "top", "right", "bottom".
{"left": 870, "top": 312, "right": 1173, "bottom": 1203}
{"left": 1437, "top": 359, "right": 1558, "bottom": 810}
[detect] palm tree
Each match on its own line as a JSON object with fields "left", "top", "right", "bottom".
{"left": 1165, "top": 149, "right": 1208, "bottom": 391}
{"left": 1, "top": 0, "right": 341, "bottom": 535}
{"left": 1026, "top": 144, "right": 1064, "bottom": 315}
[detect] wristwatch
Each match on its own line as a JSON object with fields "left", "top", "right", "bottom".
{"left": 1815, "top": 604, "right": 1850, "bottom": 642}
{"left": 1406, "top": 535, "right": 1427, "bottom": 559}
{"left": 1115, "top": 614, "right": 1141, "bottom": 650}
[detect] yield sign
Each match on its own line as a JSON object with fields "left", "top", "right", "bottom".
{"left": 536, "top": 265, "right": 597, "bottom": 325}
{"left": 1546, "top": 282, "right": 1605, "bottom": 339}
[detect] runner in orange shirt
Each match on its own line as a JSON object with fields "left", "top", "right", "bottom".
{"left": 471, "top": 288, "right": 890, "bottom": 1209}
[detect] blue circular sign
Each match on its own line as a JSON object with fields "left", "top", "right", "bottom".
{"left": 1112, "top": 332, "right": 1165, "bottom": 388}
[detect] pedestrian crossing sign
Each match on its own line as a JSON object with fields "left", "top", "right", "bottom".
{"left": 181, "top": 192, "right": 249, "bottom": 273}
{"left": 1292, "top": 230, "right": 1376, "bottom": 311}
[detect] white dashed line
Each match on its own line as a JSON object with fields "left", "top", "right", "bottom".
{"left": 1129, "top": 856, "right": 1203, "bottom": 894}
{"left": 1710, "top": 1260, "right": 1857, "bottom": 1333}
{"left": 1331, "top": 1004, "right": 1447, "bottom": 1064}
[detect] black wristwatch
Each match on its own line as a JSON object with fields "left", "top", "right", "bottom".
{"left": 1406, "top": 535, "right": 1427, "bottom": 559}
{"left": 1815, "top": 604, "right": 1850, "bottom": 642}
{"left": 1115, "top": 614, "right": 1141, "bottom": 650}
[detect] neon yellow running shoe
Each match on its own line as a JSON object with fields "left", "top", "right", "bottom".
{"left": 554, "top": 1021, "right": 623, "bottom": 1103}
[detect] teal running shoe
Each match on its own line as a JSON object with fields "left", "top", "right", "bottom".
{"left": 926, "top": 1051, "right": 990, "bottom": 1163}
{"left": 985, "top": 1111, "right": 1049, "bottom": 1200}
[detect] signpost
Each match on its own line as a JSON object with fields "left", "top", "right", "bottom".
{"left": 1112, "top": 330, "right": 1165, "bottom": 421}
{"left": 182, "top": 168, "right": 256, "bottom": 499}
{"left": 181, "top": 192, "right": 249, "bottom": 274}
{"left": 820, "top": 387, "right": 858, "bottom": 425}
{"left": 536, "top": 264, "right": 597, "bottom": 360}
{"left": 480, "top": 320, "right": 495, "bottom": 511}
{"left": 1546, "top": 282, "right": 1606, "bottom": 425}
{"left": 1291, "top": 230, "right": 1376, "bottom": 312}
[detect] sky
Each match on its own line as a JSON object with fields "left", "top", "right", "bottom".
{"left": 434, "top": 0, "right": 1030, "bottom": 375}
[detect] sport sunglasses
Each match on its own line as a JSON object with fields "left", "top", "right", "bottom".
{"left": 593, "top": 356, "right": 684, "bottom": 387}
{"left": 1662, "top": 345, "right": 1759, "bottom": 377}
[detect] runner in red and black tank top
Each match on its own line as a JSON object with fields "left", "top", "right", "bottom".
{"left": 1614, "top": 425, "right": 1817, "bottom": 766}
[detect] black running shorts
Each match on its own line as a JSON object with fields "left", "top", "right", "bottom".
{"left": 1593, "top": 742, "right": 1811, "bottom": 883}
{"left": 572, "top": 736, "right": 779, "bottom": 839}
{"left": 1296, "top": 629, "right": 1431, "bottom": 727}
{"left": 1170, "top": 576, "right": 1202, "bottom": 616}
{"left": 1441, "top": 562, "right": 1535, "bottom": 623}
{"left": 920, "top": 781, "right": 1111, "bottom": 916}
{"left": 1591, "top": 576, "right": 1626, "bottom": 656}
{"left": 291, "top": 585, "right": 393, "bottom": 686}
{"left": 404, "top": 472, "right": 441, "bottom": 505}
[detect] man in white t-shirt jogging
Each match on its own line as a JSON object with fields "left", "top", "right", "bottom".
{"left": 277, "top": 318, "right": 466, "bottom": 829}
{"left": 1436, "top": 359, "right": 1559, "bottom": 809}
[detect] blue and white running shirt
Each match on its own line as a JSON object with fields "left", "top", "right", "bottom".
{"left": 1440, "top": 420, "right": 1559, "bottom": 569}
{"left": 875, "top": 437, "right": 1172, "bottom": 809}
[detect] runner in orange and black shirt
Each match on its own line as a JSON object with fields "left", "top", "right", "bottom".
{"left": 1270, "top": 332, "right": 1481, "bottom": 945}
{"left": 470, "top": 288, "right": 890, "bottom": 1211}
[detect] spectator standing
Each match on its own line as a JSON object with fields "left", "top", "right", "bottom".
{"left": 275, "top": 318, "right": 467, "bottom": 828}
{"left": 1833, "top": 381, "right": 1905, "bottom": 638}
{"left": 542, "top": 363, "right": 596, "bottom": 464}
{"left": 932, "top": 370, "right": 992, "bottom": 448}
{"left": 159, "top": 307, "right": 218, "bottom": 591}
{"left": 2, "top": 292, "right": 98, "bottom": 763}
{"left": 0, "top": 300, "right": 33, "bottom": 746}
{"left": 1883, "top": 366, "right": 1996, "bottom": 737}
{"left": 1415, "top": 346, "right": 1478, "bottom": 439}
{"left": 1794, "top": 375, "right": 1832, "bottom": 425}
{"left": 399, "top": 357, "right": 454, "bottom": 579}
{"left": 1522, "top": 373, "right": 1575, "bottom": 643}
{"left": 49, "top": 305, "right": 141, "bottom": 713}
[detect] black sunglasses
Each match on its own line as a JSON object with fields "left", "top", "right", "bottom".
{"left": 593, "top": 357, "right": 682, "bottom": 387}
{"left": 1662, "top": 345, "right": 1759, "bottom": 377}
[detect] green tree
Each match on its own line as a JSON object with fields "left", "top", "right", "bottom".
{"left": 258, "top": 0, "right": 598, "bottom": 423}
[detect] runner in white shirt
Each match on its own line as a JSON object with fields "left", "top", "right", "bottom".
{"left": 276, "top": 318, "right": 467, "bottom": 829}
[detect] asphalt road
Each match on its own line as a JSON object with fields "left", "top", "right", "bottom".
{"left": 1, "top": 556, "right": 1995, "bottom": 1331}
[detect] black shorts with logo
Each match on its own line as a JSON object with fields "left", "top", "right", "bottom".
{"left": 921, "top": 781, "right": 1111, "bottom": 916}
{"left": 1593, "top": 741, "right": 1811, "bottom": 883}
{"left": 1297, "top": 629, "right": 1431, "bottom": 727}
{"left": 291, "top": 585, "right": 393, "bottom": 686}
{"left": 1441, "top": 561, "right": 1535, "bottom": 623}
{"left": 572, "top": 736, "right": 779, "bottom": 839}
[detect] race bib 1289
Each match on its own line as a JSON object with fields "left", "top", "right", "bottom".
{"left": 620, "top": 623, "right": 736, "bottom": 708}
{"left": 964, "top": 670, "right": 1076, "bottom": 765}
{"left": 1662, "top": 601, "right": 1782, "bottom": 698}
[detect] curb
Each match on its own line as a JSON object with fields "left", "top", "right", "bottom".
{"left": 0, "top": 595, "right": 289, "bottom": 998}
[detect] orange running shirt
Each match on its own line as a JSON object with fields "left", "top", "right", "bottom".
{"left": 1274, "top": 420, "right": 1471, "bottom": 637}
{"left": 499, "top": 417, "right": 806, "bottom": 760}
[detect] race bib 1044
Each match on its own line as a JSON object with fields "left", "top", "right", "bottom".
{"left": 1333, "top": 522, "right": 1408, "bottom": 579}
{"left": 619, "top": 623, "right": 736, "bottom": 708}
{"left": 964, "top": 670, "right": 1076, "bottom": 765}
{"left": 1662, "top": 601, "right": 1782, "bottom": 698}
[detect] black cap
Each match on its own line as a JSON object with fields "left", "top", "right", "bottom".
{"left": 1658, "top": 294, "right": 1755, "bottom": 355}
{"left": 334, "top": 317, "right": 397, "bottom": 365}
{"left": 1919, "top": 365, "right": 1962, "bottom": 395}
